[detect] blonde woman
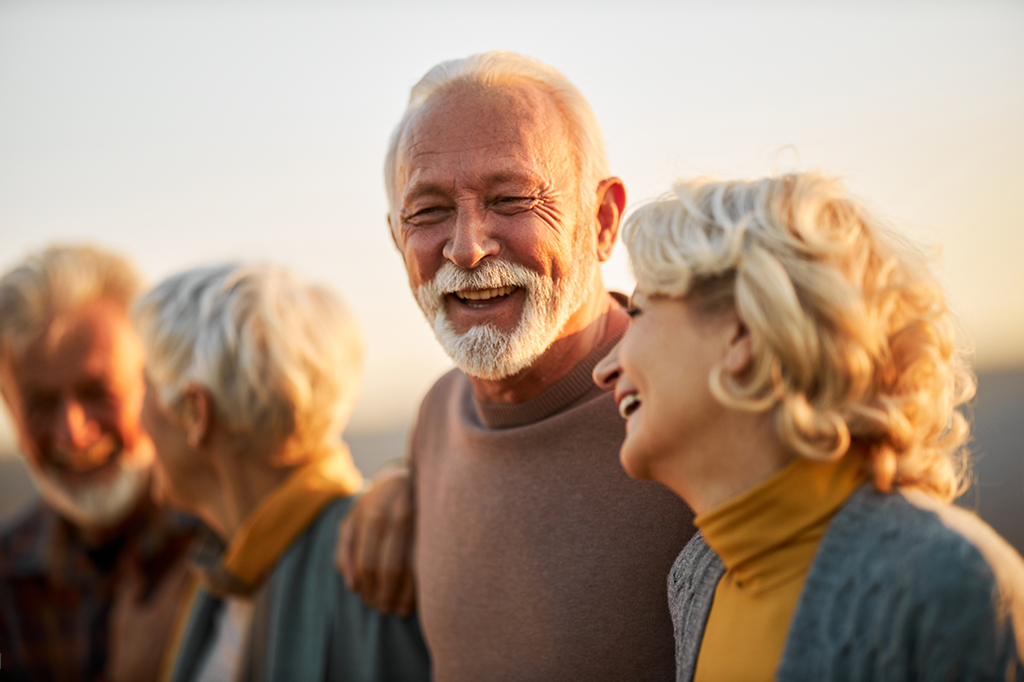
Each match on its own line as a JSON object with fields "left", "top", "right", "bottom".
{"left": 594, "top": 173, "right": 1024, "bottom": 681}
{"left": 132, "top": 263, "right": 430, "bottom": 682}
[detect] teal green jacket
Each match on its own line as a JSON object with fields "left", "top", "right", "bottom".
{"left": 167, "top": 497, "right": 431, "bottom": 682}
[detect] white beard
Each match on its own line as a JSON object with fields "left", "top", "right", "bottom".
{"left": 27, "top": 456, "right": 150, "bottom": 529}
{"left": 414, "top": 255, "right": 594, "bottom": 381}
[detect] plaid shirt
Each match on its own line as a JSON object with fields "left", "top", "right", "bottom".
{"left": 0, "top": 497, "right": 197, "bottom": 682}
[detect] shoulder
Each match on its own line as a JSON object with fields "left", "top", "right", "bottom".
{"left": 781, "top": 486, "right": 1024, "bottom": 680}
{"left": 256, "top": 496, "right": 430, "bottom": 680}
{"left": 900, "top": 489, "right": 1024, "bottom": 659}
{"left": 821, "top": 486, "right": 1020, "bottom": 597}
{"left": 0, "top": 500, "right": 53, "bottom": 577}
{"left": 286, "top": 495, "right": 354, "bottom": 563}
{"left": 899, "top": 488, "right": 1024, "bottom": 589}
{"left": 1, "top": 498, "right": 48, "bottom": 539}
{"left": 309, "top": 498, "right": 431, "bottom": 678}
{"left": 421, "top": 367, "right": 467, "bottom": 404}
{"left": 411, "top": 368, "right": 468, "bottom": 433}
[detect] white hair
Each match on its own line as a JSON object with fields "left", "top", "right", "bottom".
{"left": 384, "top": 50, "right": 610, "bottom": 224}
{"left": 0, "top": 244, "right": 142, "bottom": 360}
{"left": 132, "top": 263, "right": 363, "bottom": 464}
{"left": 624, "top": 172, "right": 975, "bottom": 502}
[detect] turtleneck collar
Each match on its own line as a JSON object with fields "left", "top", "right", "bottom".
{"left": 696, "top": 451, "right": 867, "bottom": 594}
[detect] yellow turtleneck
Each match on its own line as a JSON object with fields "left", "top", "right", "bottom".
{"left": 692, "top": 452, "right": 867, "bottom": 682}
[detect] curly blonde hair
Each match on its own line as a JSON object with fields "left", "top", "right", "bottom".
{"left": 624, "top": 172, "right": 975, "bottom": 501}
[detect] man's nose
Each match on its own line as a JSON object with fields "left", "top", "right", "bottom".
{"left": 592, "top": 341, "right": 623, "bottom": 391}
{"left": 52, "top": 399, "right": 102, "bottom": 459}
{"left": 442, "top": 208, "right": 499, "bottom": 269}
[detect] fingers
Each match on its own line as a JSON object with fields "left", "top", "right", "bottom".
{"left": 335, "top": 462, "right": 417, "bottom": 615}
{"left": 394, "top": 564, "right": 417, "bottom": 619}
{"left": 354, "top": 504, "right": 386, "bottom": 607}
{"left": 375, "top": 513, "right": 413, "bottom": 613}
{"left": 336, "top": 507, "right": 361, "bottom": 590}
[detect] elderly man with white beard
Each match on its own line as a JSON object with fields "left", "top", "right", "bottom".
{"left": 337, "top": 51, "right": 696, "bottom": 681}
{"left": 0, "top": 245, "right": 197, "bottom": 682}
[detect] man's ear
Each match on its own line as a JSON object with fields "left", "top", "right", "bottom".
{"left": 594, "top": 177, "right": 627, "bottom": 263}
{"left": 181, "top": 385, "right": 212, "bottom": 450}
{"left": 0, "top": 375, "right": 29, "bottom": 455}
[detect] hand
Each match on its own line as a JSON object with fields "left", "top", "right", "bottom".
{"left": 107, "top": 551, "right": 196, "bottom": 682}
{"left": 336, "top": 461, "right": 417, "bottom": 617}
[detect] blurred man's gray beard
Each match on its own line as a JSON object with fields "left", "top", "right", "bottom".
{"left": 415, "top": 255, "right": 594, "bottom": 381}
{"left": 27, "top": 453, "right": 150, "bottom": 529}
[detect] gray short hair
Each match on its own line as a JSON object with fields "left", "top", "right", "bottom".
{"left": 132, "top": 263, "right": 363, "bottom": 464}
{"left": 384, "top": 50, "right": 610, "bottom": 224}
{"left": 0, "top": 244, "right": 142, "bottom": 360}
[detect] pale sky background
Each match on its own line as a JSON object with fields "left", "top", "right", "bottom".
{"left": 1, "top": 1, "right": 1022, "bottom": 451}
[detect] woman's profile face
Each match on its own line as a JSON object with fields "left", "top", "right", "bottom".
{"left": 597, "top": 290, "right": 733, "bottom": 483}
{"left": 139, "top": 375, "right": 207, "bottom": 513}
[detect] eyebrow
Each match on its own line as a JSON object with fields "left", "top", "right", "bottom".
{"left": 403, "top": 171, "right": 543, "bottom": 203}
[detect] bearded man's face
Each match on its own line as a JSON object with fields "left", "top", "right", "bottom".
{"left": 391, "top": 83, "right": 598, "bottom": 379}
{"left": 0, "top": 300, "right": 153, "bottom": 531}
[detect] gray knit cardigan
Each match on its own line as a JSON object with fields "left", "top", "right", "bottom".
{"left": 669, "top": 485, "right": 1023, "bottom": 681}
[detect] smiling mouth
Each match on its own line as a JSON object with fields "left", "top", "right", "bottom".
{"left": 618, "top": 394, "right": 641, "bottom": 419}
{"left": 50, "top": 435, "right": 121, "bottom": 476}
{"left": 453, "top": 286, "right": 519, "bottom": 306}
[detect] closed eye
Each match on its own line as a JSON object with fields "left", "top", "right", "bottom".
{"left": 402, "top": 205, "right": 452, "bottom": 226}
{"left": 490, "top": 196, "right": 541, "bottom": 214}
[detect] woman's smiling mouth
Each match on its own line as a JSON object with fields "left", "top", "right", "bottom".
{"left": 618, "top": 394, "right": 641, "bottom": 419}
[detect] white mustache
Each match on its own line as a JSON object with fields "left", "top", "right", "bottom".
{"left": 428, "top": 260, "right": 535, "bottom": 296}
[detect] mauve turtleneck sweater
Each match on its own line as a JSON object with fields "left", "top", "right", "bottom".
{"left": 411, "top": 326, "right": 696, "bottom": 681}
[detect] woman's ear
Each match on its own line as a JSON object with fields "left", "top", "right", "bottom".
{"left": 181, "top": 385, "right": 212, "bottom": 449}
{"left": 722, "top": 309, "right": 753, "bottom": 379}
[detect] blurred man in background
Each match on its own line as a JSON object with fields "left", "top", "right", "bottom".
{"left": 0, "top": 245, "right": 196, "bottom": 682}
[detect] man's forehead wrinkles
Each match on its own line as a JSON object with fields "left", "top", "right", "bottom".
{"left": 405, "top": 137, "right": 528, "bottom": 166}
{"left": 404, "top": 114, "right": 522, "bottom": 149}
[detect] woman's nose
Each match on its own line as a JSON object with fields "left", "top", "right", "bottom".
{"left": 592, "top": 341, "right": 623, "bottom": 391}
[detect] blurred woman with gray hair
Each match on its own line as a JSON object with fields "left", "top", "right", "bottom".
{"left": 594, "top": 172, "right": 1024, "bottom": 680}
{"left": 132, "top": 262, "right": 429, "bottom": 682}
